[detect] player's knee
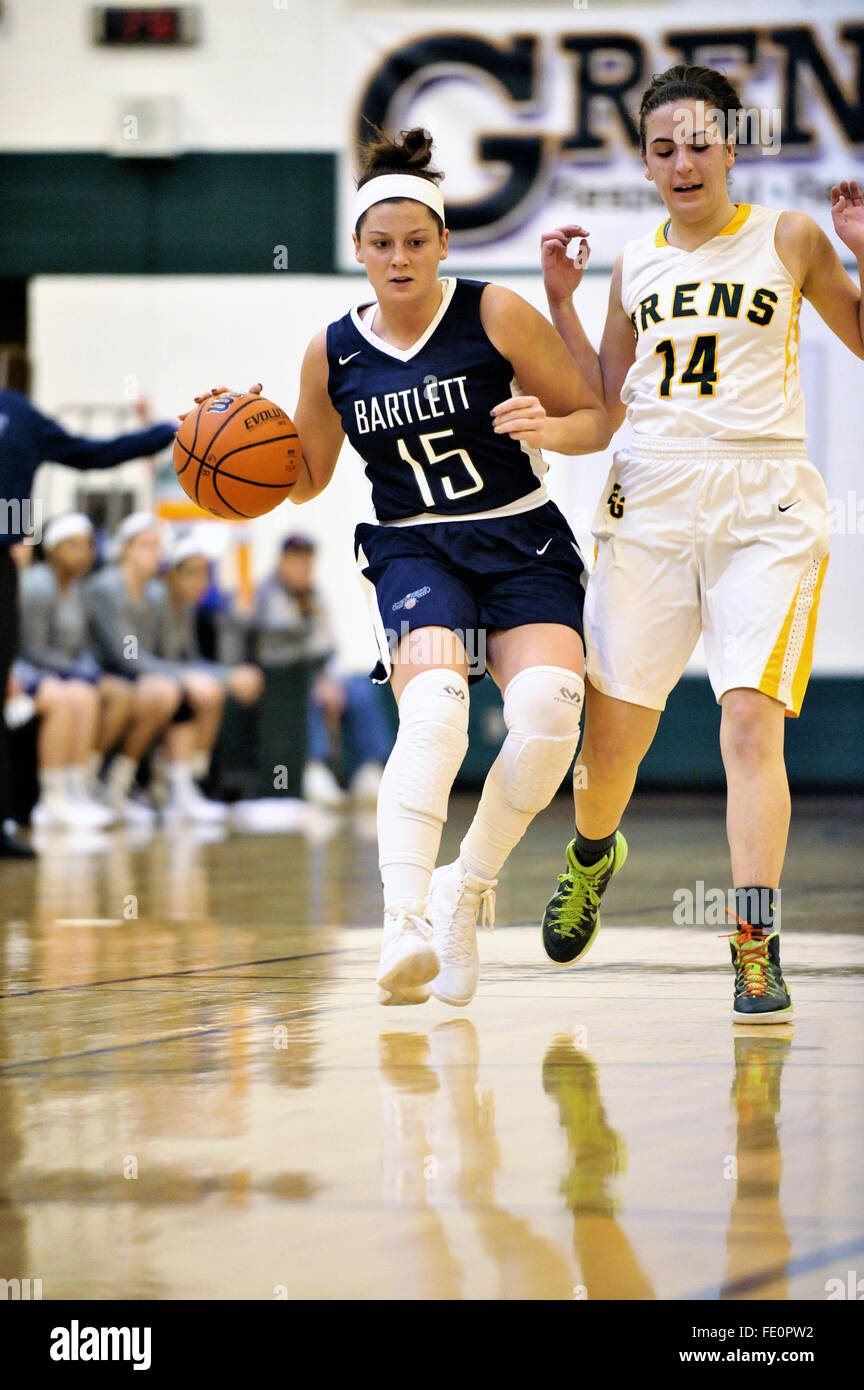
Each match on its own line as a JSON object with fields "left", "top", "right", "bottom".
{"left": 501, "top": 666, "right": 584, "bottom": 814}
{"left": 138, "top": 676, "right": 182, "bottom": 716}
{"left": 504, "top": 666, "right": 584, "bottom": 740}
{"left": 66, "top": 679, "right": 98, "bottom": 713}
{"left": 101, "top": 676, "right": 133, "bottom": 710}
{"left": 391, "top": 668, "right": 470, "bottom": 820}
{"left": 228, "top": 665, "right": 264, "bottom": 705}
{"left": 720, "top": 693, "right": 782, "bottom": 767}
{"left": 36, "top": 677, "right": 64, "bottom": 712}
{"left": 185, "top": 673, "right": 223, "bottom": 709}
{"left": 580, "top": 718, "right": 636, "bottom": 781}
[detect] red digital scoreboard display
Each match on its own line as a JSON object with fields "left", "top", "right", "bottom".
{"left": 91, "top": 7, "right": 199, "bottom": 46}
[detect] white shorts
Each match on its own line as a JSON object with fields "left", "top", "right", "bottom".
{"left": 584, "top": 435, "right": 830, "bottom": 717}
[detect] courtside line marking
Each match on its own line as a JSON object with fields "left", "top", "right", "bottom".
{"left": 686, "top": 1235, "right": 864, "bottom": 1299}
{"left": 0, "top": 1000, "right": 374, "bottom": 1071}
{"left": 0, "top": 946, "right": 369, "bottom": 999}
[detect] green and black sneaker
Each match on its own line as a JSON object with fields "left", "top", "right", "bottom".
{"left": 541, "top": 832, "right": 628, "bottom": 966}
{"left": 730, "top": 929, "right": 794, "bottom": 1024}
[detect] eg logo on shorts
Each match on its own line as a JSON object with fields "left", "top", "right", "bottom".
{"left": 607, "top": 483, "right": 626, "bottom": 519}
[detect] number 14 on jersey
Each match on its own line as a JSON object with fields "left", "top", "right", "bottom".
{"left": 655, "top": 333, "right": 719, "bottom": 397}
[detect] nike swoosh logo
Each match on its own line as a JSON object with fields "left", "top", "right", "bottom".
{"left": 778, "top": 501, "right": 801, "bottom": 512}
{"left": 536, "top": 538, "right": 552, "bottom": 555}
{"left": 339, "top": 351, "right": 361, "bottom": 365}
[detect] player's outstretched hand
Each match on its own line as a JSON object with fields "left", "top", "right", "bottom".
{"left": 177, "top": 382, "right": 263, "bottom": 422}
{"left": 830, "top": 181, "right": 864, "bottom": 259}
{"left": 541, "top": 225, "right": 591, "bottom": 306}
{"left": 491, "top": 395, "right": 548, "bottom": 449}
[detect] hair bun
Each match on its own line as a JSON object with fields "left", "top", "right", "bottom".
{"left": 357, "top": 125, "right": 444, "bottom": 188}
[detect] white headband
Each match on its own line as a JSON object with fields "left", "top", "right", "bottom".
{"left": 354, "top": 174, "right": 445, "bottom": 228}
{"left": 167, "top": 531, "right": 210, "bottom": 567}
{"left": 44, "top": 512, "right": 93, "bottom": 551}
{"left": 109, "top": 510, "right": 159, "bottom": 560}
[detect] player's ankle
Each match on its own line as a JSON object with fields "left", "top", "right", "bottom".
{"left": 573, "top": 825, "right": 618, "bottom": 866}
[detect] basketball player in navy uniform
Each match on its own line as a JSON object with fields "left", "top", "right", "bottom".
{"left": 196, "top": 127, "right": 610, "bottom": 1006}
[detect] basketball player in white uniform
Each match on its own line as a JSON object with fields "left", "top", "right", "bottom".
{"left": 539, "top": 64, "right": 864, "bottom": 1022}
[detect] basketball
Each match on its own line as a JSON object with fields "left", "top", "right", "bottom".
{"left": 173, "top": 392, "right": 303, "bottom": 519}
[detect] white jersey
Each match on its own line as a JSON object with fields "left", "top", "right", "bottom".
{"left": 619, "top": 203, "right": 805, "bottom": 439}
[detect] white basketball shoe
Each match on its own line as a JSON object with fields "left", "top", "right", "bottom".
{"left": 428, "top": 861, "right": 497, "bottom": 1007}
{"left": 376, "top": 902, "right": 439, "bottom": 1006}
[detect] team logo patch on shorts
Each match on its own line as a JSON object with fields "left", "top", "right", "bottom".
{"left": 392, "top": 586, "right": 431, "bottom": 611}
{"left": 607, "top": 482, "right": 626, "bottom": 518}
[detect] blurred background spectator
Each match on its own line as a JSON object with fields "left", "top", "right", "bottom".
{"left": 0, "top": 386, "right": 176, "bottom": 853}
{"left": 254, "top": 534, "right": 392, "bottom": 807}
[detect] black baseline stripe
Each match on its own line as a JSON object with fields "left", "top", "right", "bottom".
{"left": 0, "top": 1001, "right": 364, "bottom": 1071}
{"left": 0, "top": 947, "right": 366, "bottom": 999}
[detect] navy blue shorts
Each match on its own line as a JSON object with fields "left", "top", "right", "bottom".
{"left": 13, "top": 659, "right": 103, "bottom": 694}
{"left": 355, "top": 500, "right": 586, "bottom": 684}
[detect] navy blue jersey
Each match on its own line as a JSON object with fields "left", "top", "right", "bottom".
{"left": 326, "top": 278, "right": 548, "bottom": 523}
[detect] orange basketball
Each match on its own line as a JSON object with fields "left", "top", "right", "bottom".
{"left": 174, "top": 393, "right": 303, "bottom": 519}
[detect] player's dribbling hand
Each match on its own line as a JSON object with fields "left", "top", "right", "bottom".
{"left": 830, "top": 181, "right": 864, "bottom": 259}
{"left": 491, "top": 395, "right": 548, "bottom": 449}
{"left": 541, "top": 225, "right": 591, "bottom": 305}
{"left": 177, "top": 382, "right": 263, "bottom": 422}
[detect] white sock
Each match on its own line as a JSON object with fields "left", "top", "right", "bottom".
{"left": 191, "top": 749, "right": 211, "bottom": 781}
{"left": 87, "top": 751, "right": 102, "bottom": 779}
{"left": 167, "top": 761, "right": 196, "bottom": 797}
{"left": 39, "top": 767, "right": 68, "bottom": 804}
{"left": 377, "top": 669, "right": 470, "bottom": 912}
{"left": 106, "top": 754, "right": 137, "bottom": 798}
{"left": 67, "top": 763, "right": 90, "bottom": 796}
{"left": 460, "top": 666, "right": 584, "bottom": 882}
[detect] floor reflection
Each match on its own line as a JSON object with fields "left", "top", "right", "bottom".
{"left": 720, "top": 1028, "right": 793, "bottom": 1300}
{"left": 378, "top": 1021, "right": 574, "bottom": 1299}
{"left": 542, "top": 1036, "right": 655, "bottom": 1300}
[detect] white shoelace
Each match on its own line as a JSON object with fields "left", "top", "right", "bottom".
{"left": 388, "top": 908, "right": 434, "bottom": 942}
{"left": 438, "top": 882, "right": 496, "bottom": 963}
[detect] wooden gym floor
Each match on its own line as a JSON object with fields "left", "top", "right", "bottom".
{"left": 1, "top": 793, "right": 862, "bottom": 1301}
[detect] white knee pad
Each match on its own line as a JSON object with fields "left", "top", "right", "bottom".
{"left": 500, "top": 665, "right": 584, "bottom": 815}
{"left": 391, "top": 668, "right": 470, "bottom": 821}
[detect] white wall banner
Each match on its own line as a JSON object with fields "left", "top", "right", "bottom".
{"left": 338, "top": 3, "right": 864, "bottom": 271}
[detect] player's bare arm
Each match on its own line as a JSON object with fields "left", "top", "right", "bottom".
{"left": 479, "top": 284, "right": 612, "bottom": 454}
{"left": 542, "top": 236, "right": 635, "bottom": 433}
{"left": 289, "top": 330, "right": 347, "bottom": 502}
{"left": 775, "top": 186, "right": 864, "bottom": 361}
{"left": 594, "top": 254, "right": 638, "bottom": 433}
{"left": 540, "top": 223, "right": 603, "bottom": 400}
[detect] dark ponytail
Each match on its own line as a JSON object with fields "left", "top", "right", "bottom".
{"left": 355, "top": 125, "right": 444, "bottom": 235}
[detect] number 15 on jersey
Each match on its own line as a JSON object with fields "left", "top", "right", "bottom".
{"left": 398, "top": 430, "right": 485, "bottom": 506}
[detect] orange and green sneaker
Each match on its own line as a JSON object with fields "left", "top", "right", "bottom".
{"left": 730, "top": 928, "right": 794, "bottom": 1024}
{"left": 541, "top": 832, "right": 627, "bottom": 966}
